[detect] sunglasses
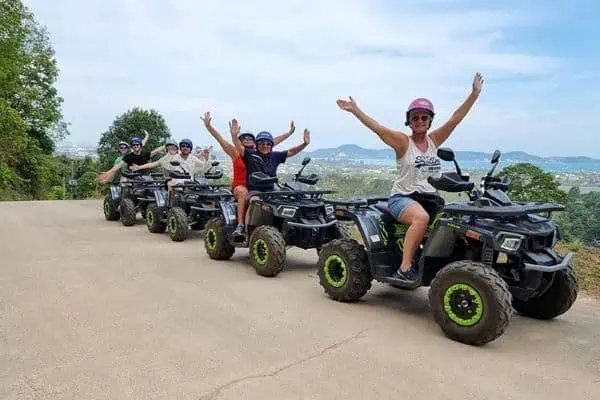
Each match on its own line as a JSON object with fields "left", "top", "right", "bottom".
{"left": 257, "top": 141, "right": 272, "bottom": 146}
{"left": 179, "top": 144, "right": 192, "bottom": 149}
{"left": 411, "top": 115, "right": 431, "bottom": 122}
{"left": 119, "top": 146, "right": 128, "bottom": 150}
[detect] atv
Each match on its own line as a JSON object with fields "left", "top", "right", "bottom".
{"left": 109, "top": 171, "right": 166, "bottom": 226}
{"left": 317, "top": 147, "right": 578, "bottom": 346}
{"left": 145, "top": 160, "right": 230, "bottom": 242}
{"left": 203, "top": 157, "right": 352, "bottom": 277}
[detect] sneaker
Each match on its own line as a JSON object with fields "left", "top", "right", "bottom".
{"left": 391, "top": 265, "right": 419, "bottom": 281}
{"left": 232, "top": 224, "right": 245, "bottom": 241}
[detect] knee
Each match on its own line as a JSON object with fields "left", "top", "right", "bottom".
{"left": 414, "top": 211, "right": 429, "bottom": 227}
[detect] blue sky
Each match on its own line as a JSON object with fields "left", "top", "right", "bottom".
{"left": 24, "top": 0, "right": 600, "bottom": 157}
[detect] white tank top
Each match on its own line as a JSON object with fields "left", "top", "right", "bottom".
{"left": 390, "top": 135, "right": 442, "bottom": 195}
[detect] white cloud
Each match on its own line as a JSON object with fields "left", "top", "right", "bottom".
{"left": 23, "top": 0, "right": 599, "bottom": 156}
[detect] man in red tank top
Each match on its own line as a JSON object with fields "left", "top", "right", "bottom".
{"left": 201, "top": 112, "right": 295, "bottom": 239}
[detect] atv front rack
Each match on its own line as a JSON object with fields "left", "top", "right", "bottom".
{"left": 252, "top": 189, "right": 337, "bottom": 200}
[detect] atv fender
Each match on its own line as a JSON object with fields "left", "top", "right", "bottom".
{"left": 110, "top": 185, "right": 121, "bottom": 201}
{"left": 153, "top": 190, "right": 166, "bottom": 208}
{"left": 218, "top": 200, "right": 238, "bottom": 227}
{"left": 421, "top": 220, "right": 459, "bottom": 258}
{"left": 334, "top": 207, "right": 389, "bottom": 252}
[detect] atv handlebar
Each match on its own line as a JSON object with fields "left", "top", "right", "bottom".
{"left": 428, "top": 172, "right": 475, "bottom": 193}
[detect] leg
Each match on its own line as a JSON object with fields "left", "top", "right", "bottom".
{"left": 397, "top": 202, "right": 429, "bottom": 272}
{"left": 232, "top": 185, "right": 249, "bottom": 238}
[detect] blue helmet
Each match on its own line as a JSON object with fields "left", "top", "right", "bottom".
{"left": 255, "top": 131, "right": 274, "bottom": 146}
{"left": 179, "top": 138, "right": 193, "bottom": 148}
{"left": 130, "top": 137, "right": 142, "bottom": 145}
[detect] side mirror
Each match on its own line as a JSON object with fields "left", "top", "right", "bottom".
{"left": 437, "top": 147, "right": 455, "bottom": 162}
{"left": 170, "top": 161, "right": 180, "bottom": 166}
{"left": 491, "top": 150, "right": 501, "bottom": 164}
{"left": 302, "top": 157, "right": 311, "bottom": 166}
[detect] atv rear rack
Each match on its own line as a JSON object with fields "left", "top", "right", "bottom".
{"left": 443, "top": 202, "right": 565, "bottom": 218}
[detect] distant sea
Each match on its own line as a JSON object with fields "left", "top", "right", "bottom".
{"left": 344, "top": 158, "right": 600, "bottom": 173}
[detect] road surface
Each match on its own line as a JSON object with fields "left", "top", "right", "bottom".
{"left": 1, "top": 200, "right": 598, "bottom": 399}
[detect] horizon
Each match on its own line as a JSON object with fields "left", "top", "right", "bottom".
{"left": 26, "top": 0, "right": 600, "bottom": 158}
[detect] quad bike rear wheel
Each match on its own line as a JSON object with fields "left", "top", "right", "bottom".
{"left": 249, "top": 225, "right": 286, "bottom": 277}
{"left": 317, "top": 238, "right": 372, "bottom": 302}
{"left": 204, "top": 217, "right": 235, "bottom": 260}
{"left": 103, "top": 194, "right": 119, "bottom": 221}
{"left": 512, "top": 264, "right": 578, "bottom": 320}
{"left": 168, "top": 207, "right": 188, "bottom": 242}
{"left": 429, "top": 260, "right": 513, "bottom": 346}
{"left": 146, "top": 204, "right": 166, "bottom": 233}
{"left": 119, "top": 198, "right": 136, "bottom": 226}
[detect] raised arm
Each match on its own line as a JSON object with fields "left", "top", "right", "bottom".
{"left": 150, "top": 145, "right": 164, "bottom": 157}
{"left": 273, "top": 120, "right": 295, "bottom": 146}
{"left": 229, "top": 118, "right": 245, "bottom": 156}
{"left": 142, "top": 130, "right": 149, "bottom": 146}
{"left": 200, "top": 112, "right": 238, "bottom": 159}
{"left": 286, "top": 128, "right": 311, "bottom": 158}
{"left": 336, "top": 96, "right": 408, "bottom": 152}
{"left": 430, "top": 72, "right": 483, "bottom": 148}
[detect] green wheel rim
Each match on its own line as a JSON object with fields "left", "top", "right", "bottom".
{"left": 253, "top": 239, "right": 269, "bottom": 265}
{"left": 168, "top": 215, "right": 177, "bottom": 232}
{"left": 323, "top": 255, "right": 348, "bottom": 288}
{"left": 104, "top": 201, "right": 110, "bottom": 216}
{"left": 443, "top": 283, "right": 484, "bottom": 326}
{"left": 206, "top": 229, "right": 217, "bottom": 250}
{"left": 147, "top": 209, "right": 154, "bottom": 225}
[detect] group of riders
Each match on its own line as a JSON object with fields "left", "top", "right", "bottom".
{"left": 97, "top": 72, "right": 484, "bottom": 282}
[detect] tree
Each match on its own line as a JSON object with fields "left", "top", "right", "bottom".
{"left": 498, "top": 163, "right": 568, "bottom": 205}
{"left": 97, "top": 107, "right": 171, "bottom": 170}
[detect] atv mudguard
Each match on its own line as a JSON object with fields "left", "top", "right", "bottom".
{"left": 110, "top": 185, "right": 121, "bottom": 201}
{"left": 153, "top": 190, "right": 167, "bottom": 208}
{"left": 217, "top": 200, "right": 238, "bottom": 228}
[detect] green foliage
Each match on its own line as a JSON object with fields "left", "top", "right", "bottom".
{"left": 74, "top": 170, "right": 101, "bottom": 199}
{"left": 49, "top": 185, "right": 66, "bottom": 200}
{"left": 97, "top": 107, "right": 171, "bottom": 170}
{"left": 498, "top": 163, "right": 568, "bottom": 204}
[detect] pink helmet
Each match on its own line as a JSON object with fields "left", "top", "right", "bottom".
{"left": 405, "top": 97, "right": 435, "bottom": 126}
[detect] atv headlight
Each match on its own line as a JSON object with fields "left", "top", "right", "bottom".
{"left": 500, "top": 237, "right": 522, "bottom": 252}
{"left": 496, "top": 232, "right": 525, "bottom": 252}
{"left": 325, "top": 204, "right": 334, "bottom": 216}
{"left": 278, "top": 206, "right": 298, "bottom": 218}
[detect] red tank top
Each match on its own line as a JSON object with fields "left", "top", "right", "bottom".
{"left": 232, "top": 156, "right": 246, "bottom": 188}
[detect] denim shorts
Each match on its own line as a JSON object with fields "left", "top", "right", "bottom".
{"left": 387, "top": 194, "right": 416, "bottom": 220}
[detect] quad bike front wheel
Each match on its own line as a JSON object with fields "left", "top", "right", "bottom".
{"left": 119, "top": 198, "right": 136, "bottom": 226}
{"left": 146, "top": 204, "right": 166, "bottom": 233}
{"left": 168, "top": 207, "right": 188, "bottom": 242}
{"left": 512, "top": 264, "right": 578, "bottom": 320}
{"left": 249, "top": 225, "right": 286, "bottom": 277}
{"left": 103, "top": 194, "right": 119, "bottom": 221}
{"left": 316, "top": 222, "right": 354, "bottom": 255}
{"left": 429, "top": 260, "right": 513, "bottom": 346}
{"left": 204, "top": 217, "right": 235, "bottom": 260}
{"left": 317, "top": 238, "right": 372, "bottom": 302}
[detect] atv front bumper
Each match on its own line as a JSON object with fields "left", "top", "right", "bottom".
{"left": 523, "top": 251, "right": 574, "bottom": 273}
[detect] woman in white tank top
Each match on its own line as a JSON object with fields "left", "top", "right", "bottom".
{"left": 336, "top": 73, "right": 484, "bottom": 282}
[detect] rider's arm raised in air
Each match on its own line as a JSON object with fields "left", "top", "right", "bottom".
{"left": 150, "top": 145, "right": 164, "bottom": 157}
{"left": 273, "top": 120, "right": 296, "bottom": 146}
{"left": 200, "top": 112, "right": 238, "bottom": 159}
{"left": 97, "top": 161, "right": 126, "bottom": 184}
{"left": 229, "top": 118, "right": 245, "bottom": 156}
{"left": 286, "top": 129, "right": 311, "bottom": 158}
{"left": 141, "top": 130, "right": 150, "bottom": 146}
{"left": 429, "top": 72, "right": 484, "bottom": 148}
{"left": 336, "top": 96, "right": 408, "bottom": 152}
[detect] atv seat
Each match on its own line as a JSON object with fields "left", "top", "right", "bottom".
{"left": 373, "top": 202, "right": 398, "bottom": 225}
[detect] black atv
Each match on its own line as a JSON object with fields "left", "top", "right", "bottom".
{"left": 203, "top": 157, "right": 351, "bottom": 277}
{"left": 317, "top": 147, "right": 577, "bottom": 346}
{"left": 145, "top": 160, "right": 230, "bottom": 242}
{"left": 104, "top": 171, "right": 166, "bottom": 226}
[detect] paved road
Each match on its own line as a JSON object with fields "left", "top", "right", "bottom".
{"left": 1, "top": 200, "right": 599, "bottom": 400}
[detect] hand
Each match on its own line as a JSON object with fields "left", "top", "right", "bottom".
{"left": 289, "top": 120, "right": 296, "bottom": 134}
{"left": 472, "top": 72, "right": 484, "bottom": 95}
{"left": 303, "top": 128, "right": 311, "bottom": 145}
{"left": 130, "top": 164, "right": 140, "bottom": 171}
{"left": 336, "top": 96, "right": 358, "bottom": 113}
{"left": 97, "top": 172, "right": 110, "bottom": 184}
{"left": 229, "top": 118, "right": 240, "bottom": 136}
{"left": 200, "top": 111, "right": 212, "bottom": 127}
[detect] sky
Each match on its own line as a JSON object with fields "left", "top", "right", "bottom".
{"left": 24, "top": 0, "right": 600, "bottom": 157}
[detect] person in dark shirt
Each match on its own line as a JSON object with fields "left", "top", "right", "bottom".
{"left": 98, "top": 136, "right": 163, "bottom": 183}
{"left": 231, "top": 119, "right": 311, "bottom": 238}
